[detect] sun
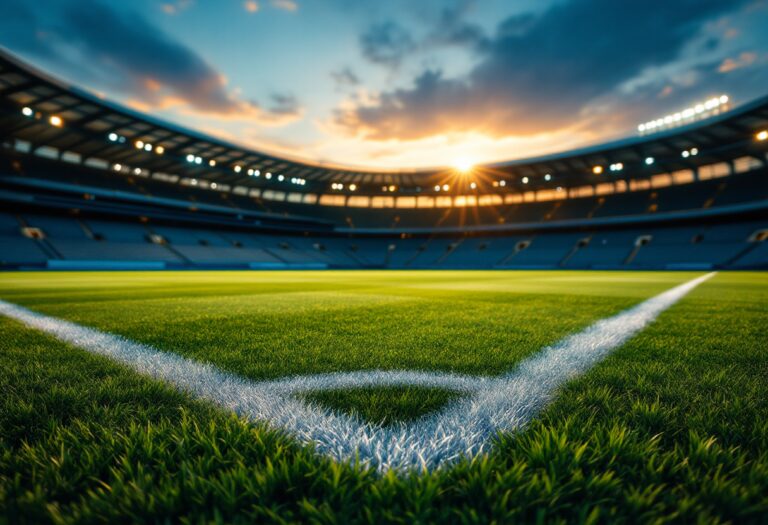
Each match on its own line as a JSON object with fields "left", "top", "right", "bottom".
{"left": 452, "top": 157, "right": 475, "bottom": 174}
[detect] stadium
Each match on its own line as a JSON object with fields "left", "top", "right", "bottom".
{"left": 1, "top": 1, "right": 767, "bottom": 523}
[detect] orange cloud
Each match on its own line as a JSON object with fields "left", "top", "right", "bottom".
{"left": 161, "top": 0, "right": 193, "bottom": 15}
{"left": 271, "top": 0, "right": 298, "bottom": 12}
{"left": 244, "top": 1, "right": 259, "bottom": 13}
{"left": 718, "top": 51, "right": 758, "bottom": 73}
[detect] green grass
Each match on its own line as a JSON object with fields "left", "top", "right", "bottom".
{"left": 299, "top": 386, "right": 466, "bottom": 425}
{"left": 1, "top": 270, "right": 767, "bottom": 523}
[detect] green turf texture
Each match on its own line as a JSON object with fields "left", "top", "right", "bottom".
{"left": 1, "top": 270, "right": 766, "bottom": 523}
{"left": 299, "top": 386, "right": 466, "bottom": 425}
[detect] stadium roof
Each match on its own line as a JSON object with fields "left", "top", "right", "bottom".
{"left": 2, "top": 48, "right": 768, "bottom": 196}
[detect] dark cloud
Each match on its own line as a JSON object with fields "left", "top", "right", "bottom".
{"left": 331, "top": 67, "right": 361, "bottom": 88}
{"left": 0, "top": 0, "right": 300, "bottom": 123}
{"left": 267, "top": 93, "right": 301, "bottom": 116}
{"left": 339, "top": 0, "right": 753, "bottom": 140}
{"left": 423, "top": 0, "right": 487, "bottom": 50}
{"left": 358, "top": 1, "right": 487, "bottom": 69}
{"left": 360, "top": 21, "right": 416, "bottom": 68}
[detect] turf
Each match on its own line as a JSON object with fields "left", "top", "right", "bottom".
{"left": 299, "top": 386, "right": 466, "bottom": 425}
{"left": 1, "top": 270, "right": 766, "bottom": 523}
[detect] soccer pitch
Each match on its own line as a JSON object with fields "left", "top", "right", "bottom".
{"left": 1, "top": 270, "right": 766, "bottom": 523}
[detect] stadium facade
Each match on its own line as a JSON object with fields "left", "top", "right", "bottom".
{"left": 1, "top": 49, "right": 767, "bottom": 271}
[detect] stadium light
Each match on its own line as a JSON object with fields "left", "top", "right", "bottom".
{"left": 247, "top": 169, "right": 254, "bottom": 176}
{"left": 195, "top": 156, "right": 202, "bottom": 164}
{"left": 544, "top": 173, "right": 552, "bottom": 181}
{"left": 49, "top": 115, "right": 63, "bottom": 127}
{"left": 253, "top": 169, "right": 260, "bottom": 176}
{"left": 277, "top": 174, "right": 285, "bottom": 181}
{"left": 522, "top": 176, "right": 529, "bottom": 184}
{"left": 645, "top": 157, "right": 655, "bottom": 165}
{"left": 638, "top": 94, "right": 730, "bottom": 134}
{"left": 609, "top": 163, "right": 624, "bottom": 172}
{"left": 134, "top": 168, "right": 141, "bottom": 175}
{"left": 442, "top": 184, "right": 449, "bottom": 191}
{"left": 234, "top": 165, "right": 242, "bottom": 173}
{"left": 349, "top": 183, "right": 357, "bottom": 191}
{"left": 266, "top": 172, "right": 272, "bottom": 179}
{"left": 592, "top": 166, "right": 604, "bottom": 175}
{"left": 155, "top": 146, "right": 164, "bottom": 154}
{"left": 135, "top": 140, "right": 144, "bottom": 149}
{"left": 144, "top": 143, "right": 153, "bottom": 152}
{"left": 388, "top": 185, "right": 396, "bottom": 192}
{"left": 499, "top": 180, "right": 506, "bottom": 187}
{"left": 434, "top": 184, "right": 441, "bottom": 192}
{"left": 470, "top": 182, "right": 477, "bottom": 189}
{"left": 113, "top": 163, "right": 122, "bottom": 171}
{"left": 756, "top": 130, "right": 768, "bottom": 141}
{"left": 21, "top": 106, "right": 33, "bottom": 117}
{"left": 682, "top": 147, "right": 699, "bottom": 158}
{"left": 209, "top": 159, "right": 217, "bottom": 167}
{"left": 186, "top": 154, "right": 195, "bottom": 162}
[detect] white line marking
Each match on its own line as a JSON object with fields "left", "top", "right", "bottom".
{"left": 0, "top": 272, "right": 715, "bottom": 471}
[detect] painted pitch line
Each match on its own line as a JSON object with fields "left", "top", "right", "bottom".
{"left": 0, "top": 272, "right": 715, "bottom": 471}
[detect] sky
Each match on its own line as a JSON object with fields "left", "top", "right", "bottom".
{"left": 2, "top": 0, "right": 768, "bottom": 170}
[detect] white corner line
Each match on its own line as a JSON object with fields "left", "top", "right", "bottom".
{"left": 0, "top": 272, "right": 716, "bottom": 471}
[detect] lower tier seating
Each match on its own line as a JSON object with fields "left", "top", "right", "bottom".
{"left": 1, "top": 211, "right": 765, "bottom": 270}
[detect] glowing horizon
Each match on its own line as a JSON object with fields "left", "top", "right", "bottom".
{"left": 2, "top": 0, "right": 766, "bottom": 169}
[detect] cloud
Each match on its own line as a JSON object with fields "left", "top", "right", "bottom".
{"left": 718, "top": 51, "right": 759, "bottom": 72}
{"left": 360, "top": 21, "right": 416, "bottom": 68}
{"left": 339, "top": 0, "right": 752, "bottom": 140}
{"left": 423, "top": 0, "right": 487, "bottom": 50}
{"left": 331, "top": 67, "right": 360, "bottom": 88}
{"left": 358, "top": 1, "right": 487, "bottom": 69}
{"left": 0, "top": 0, "right": 301, "bottom": 126}
{"left": 243, "top": 1, "right": 259, "bottom": 14}
{"left": 266, "top": 93, "right": 301, "bottom": 116}
{"left": 162, "top": 0, "right": 193, "bottom": 16}
{"left": 271, "top": 0, "right": 298, "bottom": 12}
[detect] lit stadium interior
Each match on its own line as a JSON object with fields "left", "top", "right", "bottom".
{"left": 1, "top": 1, "right": 767, "bottom": 522}
{"left": 1, "top": 48, "right": 766, "bottom": 271}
